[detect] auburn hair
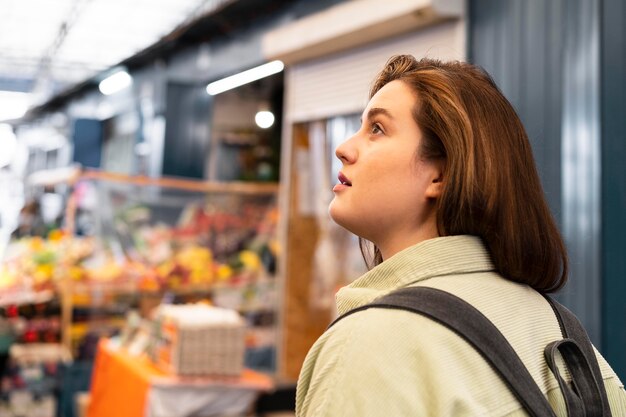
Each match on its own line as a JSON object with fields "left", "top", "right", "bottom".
{"left": 360, "top": 55, "right": 568, "bottom": 293}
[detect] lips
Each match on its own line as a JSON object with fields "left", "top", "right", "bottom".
{"left": 338, "top": 172, "right": 352, "bottom": 186}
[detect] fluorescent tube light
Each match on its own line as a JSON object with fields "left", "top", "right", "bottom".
{"left": 206, "top": 60, "right": 284, "bottom": 95}
{"left": 99, "top": 70, "right": 132, "bottom": 95}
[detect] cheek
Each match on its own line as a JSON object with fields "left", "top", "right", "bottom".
{"left": 329, "top": 178, "right": 418, "bottom": 232}
{"left": 328, "top": 149, "right": 427, "bottom": 233}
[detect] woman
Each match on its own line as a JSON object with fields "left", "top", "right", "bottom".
{"left": 296, "top": 55, "right": 626, "bottom": 416}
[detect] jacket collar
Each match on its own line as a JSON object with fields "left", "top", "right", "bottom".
{"left": 335, "top": 235, "right": 495, "bottom": 315}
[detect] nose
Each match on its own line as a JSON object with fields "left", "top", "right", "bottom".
{"left": 335, "top": 133, "right": 357, "bottom": 164}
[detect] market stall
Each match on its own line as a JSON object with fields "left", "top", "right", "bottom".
{"left": 60, "top": 170, "right": 280, "bottom": 367}
{"left": 0, "top": 168, "right": 281, "bottom": 416}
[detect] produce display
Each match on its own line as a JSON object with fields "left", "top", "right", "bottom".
{"left": 0, "top": 176, "right": 280, "bottom": 372}
{"left": 0, "top": 189, "right": 278, "bottom": 296}
{"left": 0, "top": 231, "right": 94, "bottom": 296}
{"left": 75, "top": 181, "right": 279, "bottom": 293}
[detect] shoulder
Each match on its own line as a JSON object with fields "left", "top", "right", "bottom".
{"left": 297, "top": 306, "right": 519, "bottom": 416}
{"left": 327, "top": 306, "right": 459, "bottom": 366}
{"left": 418, "top": 273, "right": 624, "bottom": 382}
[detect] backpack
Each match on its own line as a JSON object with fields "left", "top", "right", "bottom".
{"left": 329, "top": 286, "right": 612, "bottom": 417}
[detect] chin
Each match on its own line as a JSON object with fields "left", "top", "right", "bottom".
{"left": 328, "top": 199, "right": 342, "bottom": 224}
{"left": 329, "top": 200, "right": 350, "bottom": 229}
{"left": 329, "top": 202, "right": 366, "bottom": 237}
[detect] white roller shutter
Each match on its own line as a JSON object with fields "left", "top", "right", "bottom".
{"left": 285, "top": 20, "right": 466, "bottom": 123}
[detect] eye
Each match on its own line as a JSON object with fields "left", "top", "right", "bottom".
{"left": 371, "top": 122, "right": 384, "bottom": 135}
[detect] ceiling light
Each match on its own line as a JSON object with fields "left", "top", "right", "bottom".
{"left": 206, "top": 60, "right": 284, "bottom": 96}
{"left": 0, "top": 124, "right": 18, "bottom": 168}
{"left": 99, "top": 70, "right": 133, "bottom": 95}
{"left": 0, "top": 91, "right": 30, "bottom": 122}
{"left": 255, "top": 111, "right": 275, "bottom": 129}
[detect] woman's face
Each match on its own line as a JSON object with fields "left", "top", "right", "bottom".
{"left": 329, "top": 80, "right": 442, "bottom": 258}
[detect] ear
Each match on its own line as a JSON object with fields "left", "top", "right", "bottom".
{"left": 424, "top": 163, "right": 444, "bottom": 199}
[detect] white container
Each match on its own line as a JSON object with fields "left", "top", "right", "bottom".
{"left": 152, "top": 304, "right": 246, "bottom": 376}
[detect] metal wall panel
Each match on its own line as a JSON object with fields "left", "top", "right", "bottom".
{"left": 469, "top": 0, "right": 602, "bottom": 344}
{"left": 601, "top": 0, "right": 626, "bottom": 379}
{"left": 469, "top": 0, "right": 563, "bottom": 219}
{"left": 560, "top": 0, "right": 602, "bottom": 346}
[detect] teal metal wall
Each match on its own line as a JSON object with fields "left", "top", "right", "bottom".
{"left": 469, "top": 0, "right": 625, "bottom": 379}
{"left": 601, "top": 0, "right": 626, "bottom": 380}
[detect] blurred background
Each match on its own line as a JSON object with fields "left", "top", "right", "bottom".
{"left": 0, "top": 0, "right": 624, "bottom": 416}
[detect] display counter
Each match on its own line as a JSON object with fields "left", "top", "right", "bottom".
{"left": 87, "top": 339, "right": 273, "bottom": 417}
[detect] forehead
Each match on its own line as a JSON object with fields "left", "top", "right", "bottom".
{"left": 364, "top": 80, "right": 417, "bottom": 118}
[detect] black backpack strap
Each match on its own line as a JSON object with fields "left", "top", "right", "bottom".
{"left": 543, "top": 297, "right": 612, "bottom": 417}
{"left": 329, "top": 286, "right": 557, "bottom": 417}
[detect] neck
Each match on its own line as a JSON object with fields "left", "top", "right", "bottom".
{"left": 376, "top": 221, "right": 439, "bottom": 261}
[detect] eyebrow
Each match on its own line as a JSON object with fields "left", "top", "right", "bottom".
{"left": 361, "top": 107, "right": 394, "bottom": 123}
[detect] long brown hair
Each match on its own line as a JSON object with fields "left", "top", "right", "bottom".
{"left": 360, "top": 55, "right": 568, "bottom": 293}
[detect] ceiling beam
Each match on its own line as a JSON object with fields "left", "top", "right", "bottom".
{"left": 31, "top": 0, "right": 95, "bottom": 104}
